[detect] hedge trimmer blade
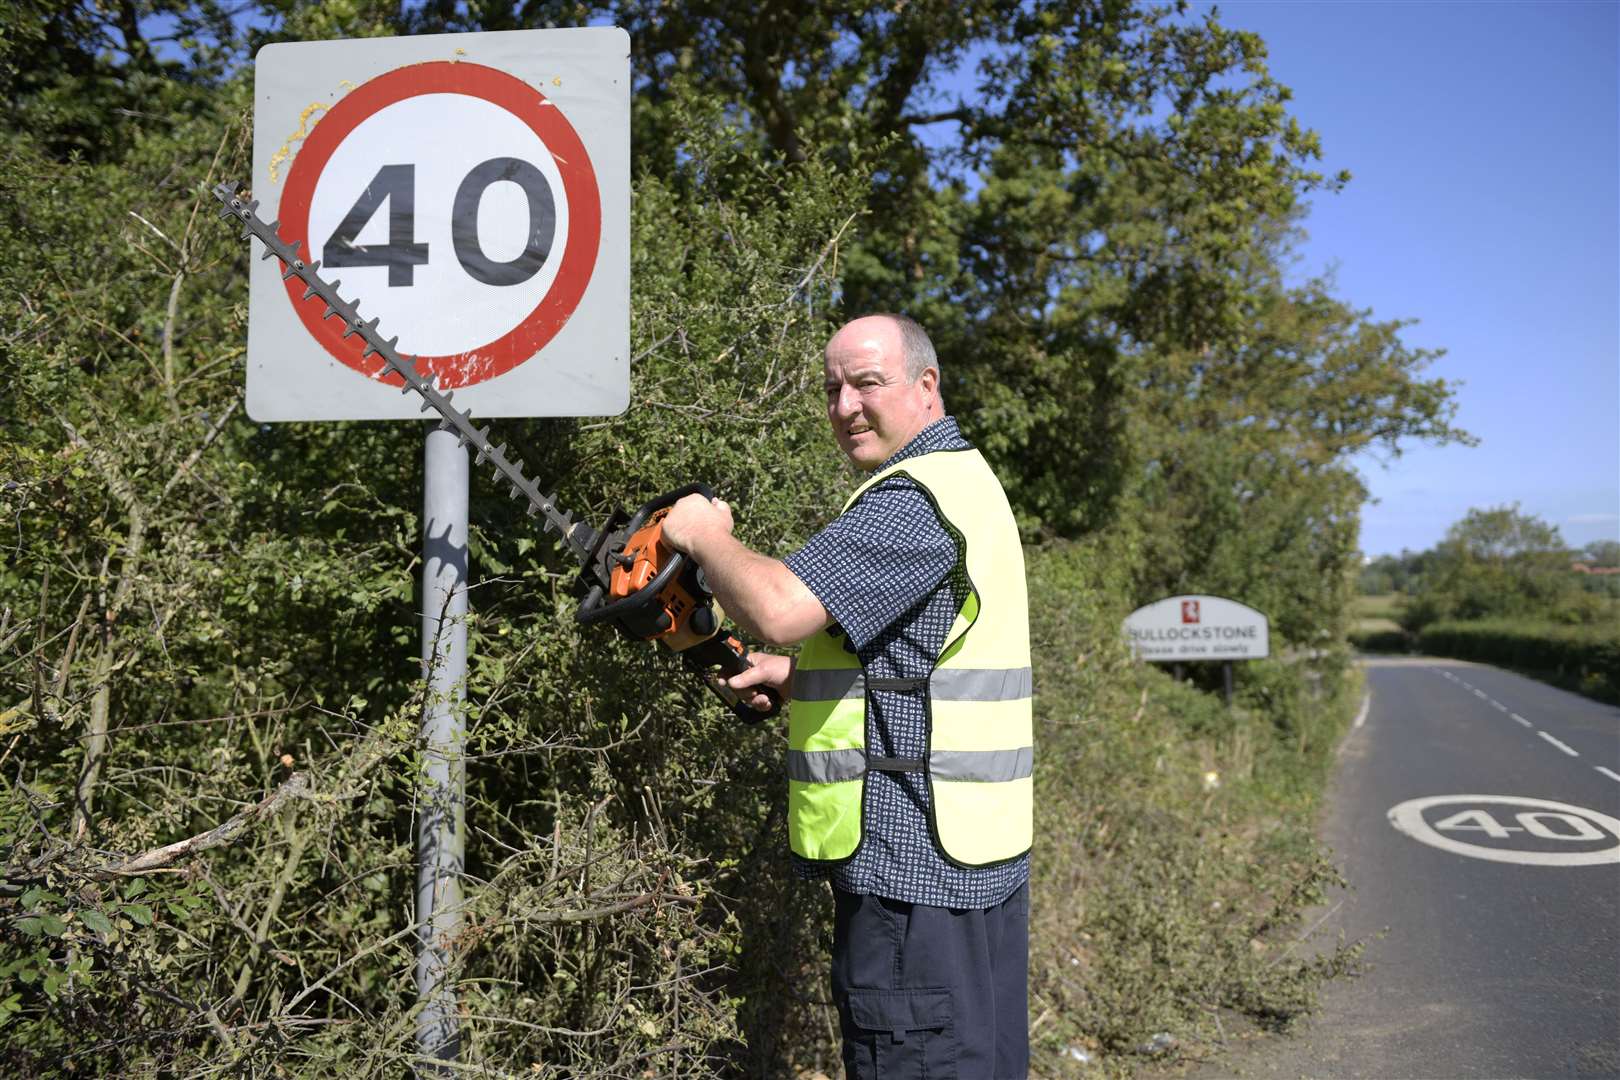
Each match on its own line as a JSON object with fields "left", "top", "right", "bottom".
{"left": 213, "top": 182, "right": 598, "bottom": 564}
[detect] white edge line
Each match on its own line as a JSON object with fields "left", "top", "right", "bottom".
{"left": 1510, "top": 712, "right": 1532, "bottom": 728}
{"left": 1472, "top": 688, "right": 1489, "bottom": 699}
{"left": 1597, "top": 766, "right": 1620, "bottom": 784}
{"left": 1536, "top": 730, "right": 1580, "bottom": 757}
{"left": 1490, "top": 701, "right": 1508, "bottom": 712}
{"left": 1353, "top": 692, "right": 1371, "bottom": 730}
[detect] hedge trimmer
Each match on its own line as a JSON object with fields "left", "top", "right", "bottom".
{"left": 213, "top": 182, "right": 779, "bottom": 722}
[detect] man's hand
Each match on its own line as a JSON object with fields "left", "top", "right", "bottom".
{"left": 661, "top": 493, "right": 733, "bottom": 557}
{"left": 725, "top": 651, "right": 793, "bottom": 712}
{"left": 655, "top": 492, "right": 831, "bottom": 647}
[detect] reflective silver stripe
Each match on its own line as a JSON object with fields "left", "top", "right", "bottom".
{"left": 792, "top": 668, "right": 863, "bottom": 702}
{"left": 931, "top": 667, "right": 1032, "bottom": 701}
{"left": 930, "top": 746, "right": 1034, "bottom": 783}
{"left": 786, "top": 748, "right": 866, "bottom": 784}
{"left": 789, "top": 746, "right": 1034, "bottom": 783}
{"left": 794, "top": 666, "right": 1033, "bottom": 703}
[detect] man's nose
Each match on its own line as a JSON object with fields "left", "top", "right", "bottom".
{"left": 832, "top": 384, "right": 859, "bottom": 417}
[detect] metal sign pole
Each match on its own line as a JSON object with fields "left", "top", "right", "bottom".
{"left": 416, "top": 425, "right": 469, "bottom": 1071}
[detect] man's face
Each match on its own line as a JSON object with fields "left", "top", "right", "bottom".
{"left": 823, "top": 319, "right": 938, "bottom": 470}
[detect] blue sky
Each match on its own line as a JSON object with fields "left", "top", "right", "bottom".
{"left": 1205, "top": 1, "right": 1618, "bottom": 557}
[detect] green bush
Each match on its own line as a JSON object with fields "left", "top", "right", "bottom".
{"left": 1417, "top": 619, "right": 1620, "bottom": 704}
{"left": 0, "top": 81, "right": 865, "bottom": 1077}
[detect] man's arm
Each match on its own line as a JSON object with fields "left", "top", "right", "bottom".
{"left": 660, "top": 494, "right": 831, "bottom": 647}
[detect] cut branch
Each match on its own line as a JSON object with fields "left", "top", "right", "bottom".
{"left": 22, "top": 771, "right": 313, "bottom": 882}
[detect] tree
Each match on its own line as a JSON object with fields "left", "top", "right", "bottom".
{"left": 1400, "top": 505, "right": 1600, "bottom": 630}
{"left": 1580, "top": 539, "right": 1620, "bottom": 568}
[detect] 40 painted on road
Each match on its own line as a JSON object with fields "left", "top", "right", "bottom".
{"left": 1388, "top": 794, "right": 1620, "bottom": 866}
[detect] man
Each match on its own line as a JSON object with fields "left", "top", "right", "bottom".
{"left": 661, "top": 314, "right": 1033, "bottom": 1078}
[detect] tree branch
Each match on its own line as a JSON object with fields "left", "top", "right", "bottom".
{"left": 14, "top": 771, "right": 312, "bottom": 883}
{"left": 898, "top": 106, "right": 975, "bottom": 127}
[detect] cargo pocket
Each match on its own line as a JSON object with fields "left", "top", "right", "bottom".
{"left": 840, "top": 987, "right": 956, "bottom": 1080}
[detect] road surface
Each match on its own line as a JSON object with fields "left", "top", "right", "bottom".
{"left": 1178, "top": 657, "right": 1620, "bottom": 1079}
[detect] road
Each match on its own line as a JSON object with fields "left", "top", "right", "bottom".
{"left": 1180, "top": 657, "right": 1620, "bottom": 1080}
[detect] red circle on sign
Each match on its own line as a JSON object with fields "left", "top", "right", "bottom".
{"left": 279, "top": 61, "right": 601, "bottom": 389}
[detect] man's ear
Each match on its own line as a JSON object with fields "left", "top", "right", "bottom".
{"left": 919, "top": 366, "right": 940, "bottom": 397}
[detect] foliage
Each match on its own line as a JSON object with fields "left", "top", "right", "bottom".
{"left": 1394, "top": 505, "right": 1605, "bottom": 632}
{"left": 1579, "top": 539, "right": 1620, "bottom": 569}
{"left": 1358, "top": 551, "right": 1435, "bottom": 596}
{"left": 1416, "top": 620, "right": 1620, "bottom": 706}
{"left": 0, "top": 61, "right": 862, "bottom": 1073}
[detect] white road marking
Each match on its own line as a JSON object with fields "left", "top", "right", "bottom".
{"left": 1536, "top": 731, "right": 1580, "bottom": 757}
{"left": 1597, "top": 766, "right": 1620, "bottom": 784}
{"left": 1491, "top": 701, "right": 1508, "bottom": 712}
{"left": 1473, "top": 689, "right": 1489, "bottom": 700}
{"left": 1353, "top": 693, "right": 1371, "bottom": 729}
{"left": 1388, "top": 795, "right": 1620, "bottom": 866}
{"left": 1460, "top": 681, "right": 1474, "bottom": 689}
{"left": 1510, "top": 712, "right": 1533, "bottom": 728}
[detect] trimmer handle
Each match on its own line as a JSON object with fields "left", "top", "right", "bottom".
{"left": 682, "top": 631, "right": 783, "bottom": 724}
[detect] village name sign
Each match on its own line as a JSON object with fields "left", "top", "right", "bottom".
{"left": 1123, "top": 594, "right": 1270, "bottom": 662}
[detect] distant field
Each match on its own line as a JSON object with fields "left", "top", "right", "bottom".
{"left": 1353, "top": 593, "right": 1404, "bottom": 633}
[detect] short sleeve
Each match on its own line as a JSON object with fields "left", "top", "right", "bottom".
{"left": 783, "top": 477, "right": 959, "bottom": 650}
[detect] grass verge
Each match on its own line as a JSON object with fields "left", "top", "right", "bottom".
{"left": 1025, "top": 540, "right": 1363, "bottom": 1076}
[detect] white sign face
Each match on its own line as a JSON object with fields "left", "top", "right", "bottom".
{"left": 248, "top": 28, "right": 629, "bottom": 420}
{"left": 1388, "top": 795, "right": 1620, "bottom": 866}
{"left": 1123, "top": 595, "right": 1270, "bottom": 661}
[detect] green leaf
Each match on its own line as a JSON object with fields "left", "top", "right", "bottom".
{"left": 15, "top": 918, "right": 41, "bottom": 938}
{"left": 39, "top": 914, "right": 65, "bottom": 938}
{"left": 79, "top": 909, "right": 114, "bottom": 936}
{"left": 122, "top": 903, "right": 154, "bottom": 926}
{"left": 0, "top": 992, "right": 23, "bottom": 1025}
{"left": 123, "top": 878, "right": 148, "bottom": 899}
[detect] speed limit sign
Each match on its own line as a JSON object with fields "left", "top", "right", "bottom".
{"left": 248, "top": 29, "right": 628, "bottom": 420}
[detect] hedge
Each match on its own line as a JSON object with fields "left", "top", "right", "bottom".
{"left": 1347, "top": 628, "right": 1412, "bottom": 654}
{"left": 1416, "top": 619, "right": 1620, "bottom": 704}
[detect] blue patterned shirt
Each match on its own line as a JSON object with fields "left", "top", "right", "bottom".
{"left": 784, "top": 416, "right": 1030, "bottom": 908}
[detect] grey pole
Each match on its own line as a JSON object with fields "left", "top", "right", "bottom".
{"left": 416, "top": 425, "right": 468, "bottom": 1072}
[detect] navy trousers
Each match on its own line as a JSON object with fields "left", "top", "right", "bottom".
{"left": 830, "top": 882, "right": 1030, "bottom": 1079}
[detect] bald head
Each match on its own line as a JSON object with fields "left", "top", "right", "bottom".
{"left": 828, "top": 314, "right": 938, "bottom": 383}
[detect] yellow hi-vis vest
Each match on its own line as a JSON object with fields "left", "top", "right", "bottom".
{"left": 787, "top": 447, "right": 1033, "bottom": 868}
